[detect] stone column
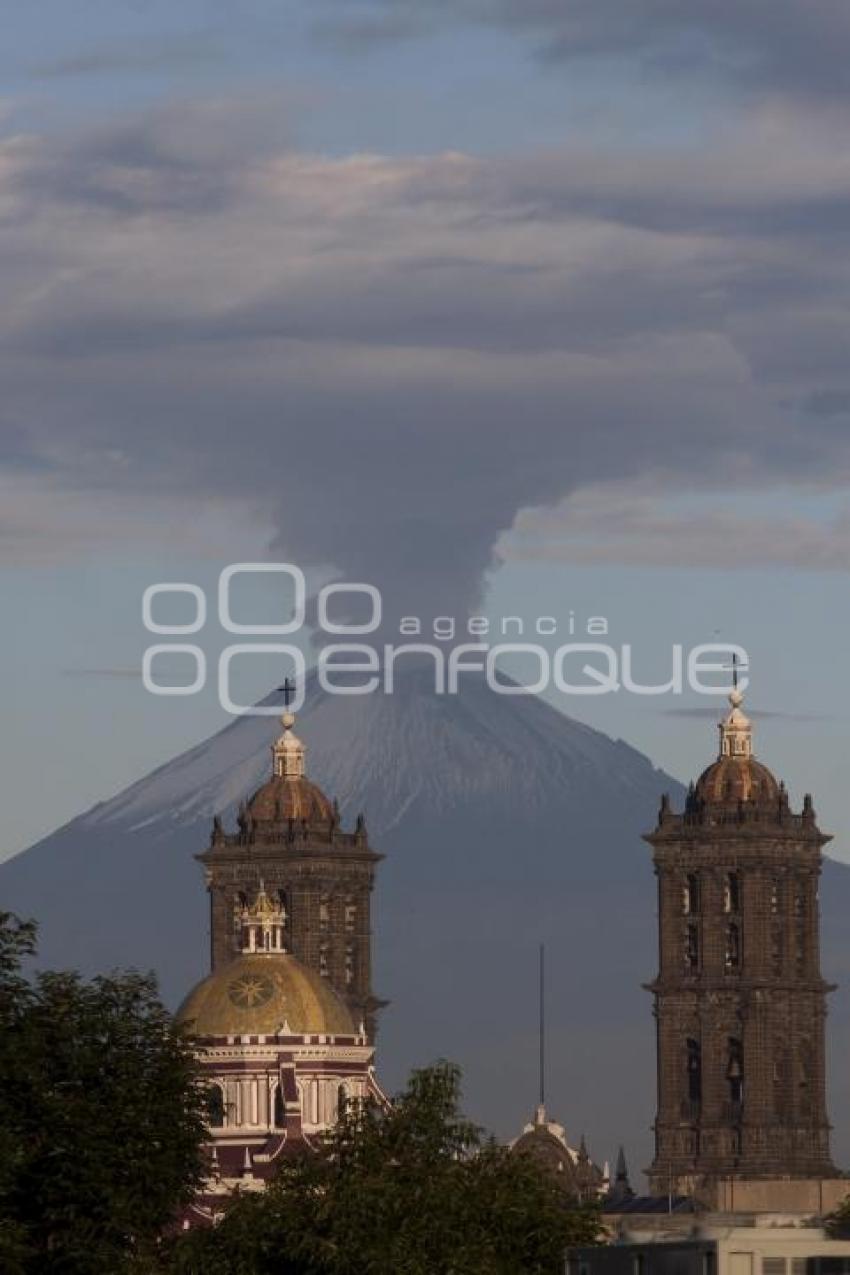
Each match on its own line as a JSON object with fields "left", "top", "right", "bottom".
{"left": 742, "top": 992, "right": 771, "bottom": 1166}
{"left": 700, "top": 1004, "right": 727, "bottom": 1129}
{"left": 701, "top": 870, "right": 723, "bottom": 978}
{"left": 804, "top": 868, "right": 818, "bottom": 978}
{"left": 657, "top": 864, "right": 683, "bottom": 979}
{"left": 743, "top": 868, "right": 768, "bottom": 980}
{"left": 258, "top": 1075, "right": 269, "bottom": 1129}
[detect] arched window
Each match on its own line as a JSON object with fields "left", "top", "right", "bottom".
{"left": 774, "top": 1044, "right": 789, "bottom": 1120}
{"left": 795, "top": 883, "right": 807, "bottom": 973}
{"left": 723, "top": 873, "right": 740, "bottom": 914}
{"left": 273, "top": 1085, "right": 285, "bottom": 1128}
{"left": 684, "top": 924, "right": 700, "bottom": 971}
{"left": 683, "top": 874, "right": 700, "bottom": 915}
{"left": 799, "top": 1042, "right": 814, "bottom": 1115}
{"left": 727, "top": 1037, "right": 744, "bottom": 1106}
{"left": 725, "top": 922, "right": 741, "bottom": 971}
{"left": 771, "top": 921, "right": 782, "bottom": 973}
{"left": 794, "top": 881, "right": 805, "bottom": 915}
{"left": 686, "top": 1038, "right": 702, "bottom": 1104}
{"left": 233, "top": 892, "right": 248, "bottom": 941}
{"left": 207, "top": 1085, "right": 225, "bottom": 1128}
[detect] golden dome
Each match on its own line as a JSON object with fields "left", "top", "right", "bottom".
{"left": 176, "top": 953, "right": 355, "bottom": 1038}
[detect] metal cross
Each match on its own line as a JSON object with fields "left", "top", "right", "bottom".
{"left": 721, "top": 653, "right": 749, "bottom": 689}
{"left": 278, "top": 676, "right": 295, "bottom": 707}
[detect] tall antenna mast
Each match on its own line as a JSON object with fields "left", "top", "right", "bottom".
{"left": 539, "top": 943, "right": 545, "bottom": 1110}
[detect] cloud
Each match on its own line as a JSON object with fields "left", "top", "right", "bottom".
{"left": 1, "top": 98, "right": 850, "bottom": 619}
{"left": 311, "top": 12, "right": 430, "bottom": 51}
{"left": 501, "top": 481, "right": 850, "bottom": 570}
{"left": 31, "top": 32, "right": 224, "bottom": 79}
{"left": 313, "top": 0, "right": 850, "bottom": 103}
{"left": 0, "top": 470, "right": 268, "bottom": 567}
{"left": 7, "top": 95, "right": 290, "bottom": 214}
{"left": 806, "top": 390, "right": 850, "bottom": 418}
{"left": 659, "top": 706, "right": 830, "bottom": 721}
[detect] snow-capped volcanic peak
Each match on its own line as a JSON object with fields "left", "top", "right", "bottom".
{"left": 81, "top": 664, "right": 670, "bottom": 837}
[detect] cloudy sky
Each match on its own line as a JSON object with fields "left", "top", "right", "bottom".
{"left": 2, "top": 0, "right": 850, "bottom": 858}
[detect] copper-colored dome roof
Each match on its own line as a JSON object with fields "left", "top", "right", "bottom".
{"left": 176, "top": 952, "right": 355, "bottom": 1038}
{"left": 694, "top": 756, "right": 782, "bottom": 806}
{"left": 246, "top": 775, "right": 334, "bottom": 824}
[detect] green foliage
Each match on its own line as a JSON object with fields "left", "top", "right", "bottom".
{"left": 824, "top": 1195, "right": 850, "bottom": 1238}
{"left": 0, "top": 911, "right": 210, "bottom": 1275}
{"left": 0, "top": 915, "right": 602, "bottom": 1274}
{"left": 167, "top": 1059, "right": 603, "bottom": 1275}
{"left": 0, "top": 912, "right": 38, "bottom": 1272}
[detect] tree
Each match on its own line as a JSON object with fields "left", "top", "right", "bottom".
{"left": 0, "top": 912, "right": 210, "bottom": 1274}
{"left": 824, "top": 1195, "right": 850, "bottom": 1239}
{"left": 167, "top": 1060, "right": 603, "bottom": 1275}
{"left": 0, "top": 913, "right": 38, "bottom": 1273}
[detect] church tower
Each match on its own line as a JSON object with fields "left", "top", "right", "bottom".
{"left": 645, "top": 681, "right": 837, "bottom": 1197}
{"left": 198, "top": 705, "right": 384, "bottom": 1039}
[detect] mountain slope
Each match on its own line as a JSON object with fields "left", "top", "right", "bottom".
{"left": 77, "top": 663, "right": 669, "bottom": 839}
{"left": 3, "top": 664, "right": 849, "bottom": 1183}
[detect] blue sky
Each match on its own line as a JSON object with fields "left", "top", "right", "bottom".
{"left": 2, "top": 0, "right": 850, "bottom": 859}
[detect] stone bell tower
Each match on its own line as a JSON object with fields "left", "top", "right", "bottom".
{"left": 197, "top": 703, "right": 385, "bottom": 1040}
{"left": 645, "top": 679, "right": 837, "bottom": 1199}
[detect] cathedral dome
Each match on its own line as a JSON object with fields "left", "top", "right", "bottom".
{"left": 246, "top": 775, "right": 334, "bottom": 824}
{"left": 244, "top": 708, "right": 335, "bottom": 825}
{"left": 176, "top": 952, "right": 356, "bottom": 1039}
{"left": 693, "top": 684, "right": 782, "bottom": 808}
{"left": 694, "top": 755, "right": 782, "bottom": 806}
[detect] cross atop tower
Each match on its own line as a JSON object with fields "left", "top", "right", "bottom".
{"left": 720, "top": 651, "right": 749, "bottom": 691}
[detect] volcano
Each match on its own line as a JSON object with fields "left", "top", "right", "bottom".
{"left": 3, "top": 663, "right": 850, "bottom": 1183}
